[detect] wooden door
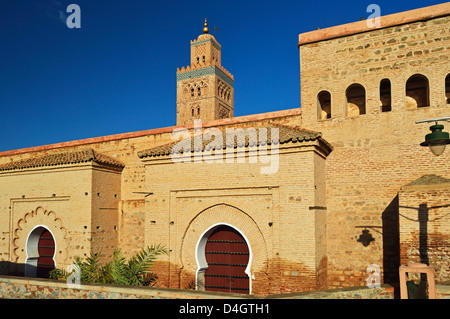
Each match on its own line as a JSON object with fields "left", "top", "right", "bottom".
{"left": 37, "top": 230, "right": 55, "bottom": 278}
{"left": 204, "top": 226, "right": 250, "bottom": 294}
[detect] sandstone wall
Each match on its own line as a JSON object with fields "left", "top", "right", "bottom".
{"left": 298, "top": 6, "right": 450, "bottom": 288}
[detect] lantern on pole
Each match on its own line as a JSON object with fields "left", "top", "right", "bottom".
{"left": 416, "top": 117, "right": 450, "bottom": 156}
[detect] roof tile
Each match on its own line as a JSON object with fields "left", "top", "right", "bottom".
{"left": 0, "top": 148, "right": 124, "bottom": 171}
{"left": 137, "top": 124, "right": 330, "bottom": 158}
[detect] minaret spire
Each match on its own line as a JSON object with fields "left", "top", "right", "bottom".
{"left": 203, "top": 18, "right": 209, "bottom": 34}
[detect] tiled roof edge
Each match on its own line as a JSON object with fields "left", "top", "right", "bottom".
{"left": 137, "top": 124, "right": 325, "bottom": 158}
{"left": 0, "top": 148, "right": 124, "bottom": 172}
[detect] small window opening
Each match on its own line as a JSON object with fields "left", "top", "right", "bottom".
{"left": 380, "top": 79, "right": 391, "bottom": 112}
{"left": 317, "top": 91, "right": 331, "bottom": 119}
{"left": 198, "top": 87, "right": 201, "bottom": 96}
{"left": 196, "top": 57, "right": 199, "bottom": 63}
{"left": 191, "top": 88, "right": 195, "bottom": 97}
{"left": 197, "top": 107, "right": 200, "bottom": 116}
{"left": 192, "top": 108, "right": 195, "bottom": 116}
{"left": 202, "top": 55, "right": 205, "bottom": 62}
{"left": 346, "top": 84, "right": 366, "bottom": 116}
{"left": 406, "top": 74, "right": 429, "bottom": 108}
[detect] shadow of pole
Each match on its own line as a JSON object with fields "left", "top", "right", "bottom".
{"left": 381, "top": 195, "right": 400, "bottom": 297}
{"left": 418, "top": 203, "right": 429, "bottom": 266}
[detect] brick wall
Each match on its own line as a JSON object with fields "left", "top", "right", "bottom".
{"left": 399, "top": 178, "right": 450, "bottom": 284}
{"left": 298, "top": 5, "right": 450, "bottom": 289}
{"left": 141, "top": 136, "right": 330, "bottom": 296}
{"left": 0, "top": 3, "right": 448, "bottom": 297}
{"left": 0, "top": 110, "right": 302, "bottom": 291}
{"left": 0, "top": 163, "right": 124, "bottom": 274}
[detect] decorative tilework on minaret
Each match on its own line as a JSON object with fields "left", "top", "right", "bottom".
{"left": 176, "top": 19, "right": 234, "bottom": 126}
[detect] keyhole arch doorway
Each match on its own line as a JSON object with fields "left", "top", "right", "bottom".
{"left": 25, "top": 225, "right": 56, "bottom": 278}
{"left": 195, "top": 223, "right": 252, "bottom": 294}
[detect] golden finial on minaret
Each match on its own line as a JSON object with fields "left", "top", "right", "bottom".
{"left": 203, "top": 18, "right": 209, "bottom": 34}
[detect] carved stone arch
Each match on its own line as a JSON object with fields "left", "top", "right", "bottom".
{"left": 12, "top": 206, "right": 68, "bottom": 273}
{"left": 183, "top": 85, "right": 189, "bottom": 94}
{"left": 225, "top": 87, "right": 231, "bottom": 101}
{"left": 179, "top": 203, "right": 268, "bottom": 291}
{"left": 217, "top": 79, "right": 224, "bottom": 95}
{"left": 219, "top": 106, "right": 230, "bottom": 119}
{"left": 202, "top": 82, "right": 209, "bottom": 96}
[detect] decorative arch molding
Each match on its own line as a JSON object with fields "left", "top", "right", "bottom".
{"left": 12, "top": 206, "right": 68, "bottom": 269}
{"left": 179, "top": 203, "right": 269, "bottom": 284}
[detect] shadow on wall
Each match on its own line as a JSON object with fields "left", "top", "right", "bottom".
{"left": 381, "top": 195, "right": 400, "bottom": 297}
{"left": 399, "top": 203, "right": 450, "bottom": 265}
{"left": 0, "top": 261, "right": 49, "bottom": 279}
{"left": 0, "top": 261, "right": 26, "bottom": 277}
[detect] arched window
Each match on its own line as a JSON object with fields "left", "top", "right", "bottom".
{"left": 406, "top": 74, "right": 429, "bottom": 108}
{"left": 380, "top": 79, "right": 391, "bottom": 112}
{"left": 445, "top": 74, "right": 450, "bottom": 104}
{"left": 346, "top": 84, "right": 366, "bottom": 116}
{"left": 317, "top": 90, "right": 331, "bottom": 119}
{"left": 197, "top": 87, "right": 201, "bottom": 96}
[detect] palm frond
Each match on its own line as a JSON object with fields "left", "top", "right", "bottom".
{"left": 47, "top": 244, "right": 167, "bottom": 287}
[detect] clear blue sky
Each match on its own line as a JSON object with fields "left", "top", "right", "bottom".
{"left": 0, "top": 0, "right": 444, "bottom": 152}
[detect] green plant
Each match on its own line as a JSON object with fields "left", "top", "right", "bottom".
{"left": 49, "top": 244, "right": 167, "bottom": 287}
{"left": 110, "top": 245, "right": 167, "bottom": 286}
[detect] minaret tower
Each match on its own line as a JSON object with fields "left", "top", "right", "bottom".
{"left": 176, "top": 19, "right": 234, "bottom": 126}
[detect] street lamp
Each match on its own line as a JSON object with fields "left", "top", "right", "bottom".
{"left": 416, "top": 117, "right": 450, "bottom": 156}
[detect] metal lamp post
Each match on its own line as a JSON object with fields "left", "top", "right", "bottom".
{"left": 416, "top": 117, "right": 450, "bottom": 156}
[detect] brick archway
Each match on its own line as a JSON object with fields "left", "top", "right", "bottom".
{"left": 13, "top": 206, "right": 68, "bottom": 276}
{"left": 179, "top": 203, "right": 268, "bottom": 294}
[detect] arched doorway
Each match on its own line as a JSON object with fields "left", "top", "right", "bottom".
{"left": 199, "top": 225, "right": 250, "bottom": 294}
{"left": 25, "top": 226, "right": 56, "bottom": 278}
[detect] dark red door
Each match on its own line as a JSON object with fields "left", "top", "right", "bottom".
{"left": 204, "top": 226, "right": 250, "bottom": 294}
{"left": 37, "top": 230, "right": 55, "bottom": 278}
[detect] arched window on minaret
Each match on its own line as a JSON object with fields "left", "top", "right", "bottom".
{"left": 406, "top": 74, "right": 429, "bottom": 108}
{"left": 317, "top": 90, "right": 331, "bottom": 119}
{"left": 346, "top": 84, "right": 366, "bottom": 116}
{"left": 380, "top": 79, "right": 391, "bottom": 112}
